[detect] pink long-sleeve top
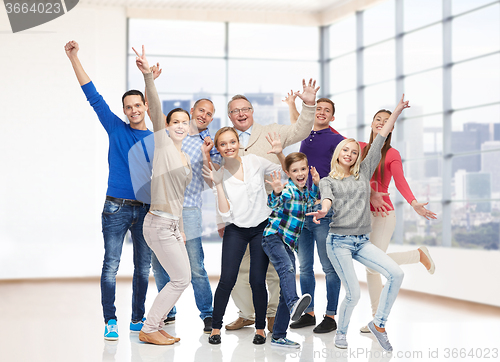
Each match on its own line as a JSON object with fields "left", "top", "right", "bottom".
{"left": 359, "top": 142, "right": 416, "bottom": 211}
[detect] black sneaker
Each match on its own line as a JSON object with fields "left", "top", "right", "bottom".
{"left": 203, "top": 317, "right": 213, "bottom": 334}
{"left": 164, "top": 316, "right": 175, "bottom": 325}
{"left": 313, "top": 316, "right": 337, "bottom": 333}
{"left": 290, "top": 313, "right": 316, "bottom": 329}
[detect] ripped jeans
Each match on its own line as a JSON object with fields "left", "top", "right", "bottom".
{"left": 326, "top": 233, "right": 404, "bottom": 334}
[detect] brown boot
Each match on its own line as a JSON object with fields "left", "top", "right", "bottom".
{"left": 139, "top": 330, "right": 175, "bottom": 345}
{"left": 267, "top": 317, "right": 275, "bottom": 333}
{"left": 225, "top": 317, "right": 255, "bottom": 330}
{"left": 159, "top": 330, "right": 180, "bottom": 342}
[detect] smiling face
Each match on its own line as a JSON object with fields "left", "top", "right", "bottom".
{"left": 166, "top": 111, "right": 190, "bottom": 143}
{"left": 371, "top": 111, "right": 391, "bottom": 135}
{"left": 285, "top": 159, "right": 309, "bottom": 190}
{"left": 338, "top": 141, "right": 359, "bottom": 169}
{"left": 191, "top": 100, "right": 214, "bottom": 131}
{"left": 315, "top": 101, "right": 335, "bottom": 130}
{"left": 123, "top": 95, "right": 148, "bottom": 128}
{"left": 215, "top": 129, "right": 240, "bottom": 159}
{"left": 228, "top": 98, "right": 254, "bottom": 132}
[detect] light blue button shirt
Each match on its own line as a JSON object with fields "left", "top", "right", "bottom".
{"left": 237, "top": 126, "right": 253, "bottom": 147}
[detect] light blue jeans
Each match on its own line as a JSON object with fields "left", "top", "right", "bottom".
{"left": 151, "top": 207, "right": 213, "bottom": 320}
{"left": 326, "top": 233, "right": 404, "bottom": 334}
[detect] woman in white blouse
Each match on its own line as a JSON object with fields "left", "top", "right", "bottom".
{"left": 203, "top": 127, "right": 283, "bottom": 345}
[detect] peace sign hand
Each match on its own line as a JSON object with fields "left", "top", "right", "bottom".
{"left": 132, "top": 45, "right": 150, "bottom": 74}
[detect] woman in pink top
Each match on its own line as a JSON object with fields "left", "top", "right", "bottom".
{"left": 359, "top": 109, "right": 437, "bottom": 333}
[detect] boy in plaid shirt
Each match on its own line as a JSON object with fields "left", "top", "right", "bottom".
{"left": 262, "top": 152, "right": 320, "bottom": 349}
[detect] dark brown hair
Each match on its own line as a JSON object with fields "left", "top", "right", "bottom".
{"left": 166, "top": 108, "right": 190, "bottom": 125}
{"left": 361, "top": 109, "right": 393, "bottom": 184}
{"left": 316, "top": 98, "right": 335, "bottom": 115}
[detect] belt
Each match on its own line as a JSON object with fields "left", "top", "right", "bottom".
{"left": 106, "top": 195, "right": 147, "bottom": 206}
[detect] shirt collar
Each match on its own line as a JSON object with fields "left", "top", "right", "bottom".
{"left": 237, "top": 125, "right": 253, "bottom": 136}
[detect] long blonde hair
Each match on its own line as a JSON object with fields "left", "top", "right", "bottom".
{"left": 329, "top": 138, "right": 362, "bottom": 180}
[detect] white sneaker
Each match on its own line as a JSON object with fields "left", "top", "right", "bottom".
{"left": 334, "top": 333, "right": 348, "bottom": 349}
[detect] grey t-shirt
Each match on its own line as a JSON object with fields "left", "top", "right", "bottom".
{"left": 319, "top": 134, "right": 387, "bottom": 236}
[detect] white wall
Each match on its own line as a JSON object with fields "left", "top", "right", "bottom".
{"left": 0, "top": 5, "right": 128, "bottom": 279}
{"left": 1, "top": 4, "right": 499, "bottom": 309}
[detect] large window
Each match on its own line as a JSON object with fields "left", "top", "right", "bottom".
{"left": 127, "top": 0, "right": 500, "bottom": 249}
{"left": 327, "top": 0, "right": 500, "bottom": 249}
{"left": 127, "top": 20, "right": 320, "bottom": 240}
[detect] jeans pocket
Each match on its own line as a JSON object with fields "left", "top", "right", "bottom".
{"left": 329, "top": 234, "right": 355, "bottom": 251}
{"left": 102, "top": 200, "right": 121, "bottom": 215}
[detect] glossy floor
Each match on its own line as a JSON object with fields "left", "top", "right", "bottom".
{"left": 1, "top": 278, "right": 499, "bottom": 362}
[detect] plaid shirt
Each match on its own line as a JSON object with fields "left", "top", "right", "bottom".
{"left": 263, "top": 180, "right": 319, "bottom": 251}
{"left": 182, "top": 128, "right": 222, "bottom": 208}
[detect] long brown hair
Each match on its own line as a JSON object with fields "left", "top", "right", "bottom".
{"left": 361, "top": 110, "right": 393, "bottom": 185}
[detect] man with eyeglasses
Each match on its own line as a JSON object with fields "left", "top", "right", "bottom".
{"left": 221, "top": 79, "right": 319, "bottom": 334}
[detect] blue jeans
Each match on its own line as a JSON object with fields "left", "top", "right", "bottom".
{"left": 101, "top": 199, "right": 151, "bottom": 323}
{"left": 151, "top": 207, "right": 213, "bottom": 320}
{"left": 261, "top": 233, "right": 298, "bottom": 340}
{"left": 297, "top": 205, "right": 340, "bottom": 315}
{"left": 326, "top": 233, "right": 404, "bottom": 334}
{"left": 212, "top": 220, "right": 269, "bottom": 330}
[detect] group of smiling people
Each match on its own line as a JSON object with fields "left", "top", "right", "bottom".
{"left": 66, "top": 40, "right": 436, "bottom": 352}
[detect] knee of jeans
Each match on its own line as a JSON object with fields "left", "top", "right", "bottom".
{"left": 102, "top": 258, "right": 120, "bottom": 275}
{"left": 173, "top": 273, "right": 191, "bottom": 290}
{"left": 345, "top": 287, "right": 360, "bottom": 305}
{"left": 391, "top": 267, "right": 404, "bottom": 283}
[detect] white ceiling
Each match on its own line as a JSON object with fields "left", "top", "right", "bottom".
{"left": 80, "top": 0, "right": 348, "bottom": 14}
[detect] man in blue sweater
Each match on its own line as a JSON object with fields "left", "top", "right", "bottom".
{"left": 65, "top": 40, "right": 152, "bottom": 341}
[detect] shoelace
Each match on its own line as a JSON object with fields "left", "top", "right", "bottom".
{"left": 107, "top": 324, "right": 118, "bottom": 333}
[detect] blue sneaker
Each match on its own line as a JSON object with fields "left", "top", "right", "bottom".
{"left": 104, "top": 319, "right": 119, "bottom": 340}
{"left": 130, "top": 317, "right": 146, "bottom": 332}
{"left": 271, "top": 337, "right": 300, "bottom": 349}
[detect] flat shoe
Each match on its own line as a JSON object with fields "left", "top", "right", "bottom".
{"left": 419, "top": 246, "right": 435, "bottom": 274}
{"left": 208, "top": 334, "right": 221, "bottom": 344}
{"left": 139, "top": 330, "right": 175, "bottom": 345}
{"left": 253, "top": 334, "right": 266, "bottom": 345}
{"left": 159, "top": 329, "right": 180, "bottom": 342}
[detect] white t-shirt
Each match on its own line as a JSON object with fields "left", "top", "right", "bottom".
{"left": 215, "top": 154, "right": 282, "bottom": 228}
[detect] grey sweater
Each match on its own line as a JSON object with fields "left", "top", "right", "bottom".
{"left": 319, "top": 134, "right": 387, "bottom": 236}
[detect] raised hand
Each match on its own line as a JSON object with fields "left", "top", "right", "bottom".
{"left": 282, "top": 90, "right": 297, "bottom": 106}
{"left": 412, "top": 201, "right": 437, "bottom": 220}
{"left": 201, "top": 136, "right": 214, "bottom": 154}
{"left": 394, "top": 94, "right": 410, "bottom": 114}
{"left": 306, "top": 208, "right": 327, "bottom": 224}
{"left": 202, "top": 163, "right": 224, "bottom": 185}
{"left": 295, "top": 79, "right": 320, "bottom": 106}
{"left": 265, "top": 132, "right": 283, "bottom": 155}
{"left": 265, "top": 171, "right": 285, "bottom": 195}
{"left": 310, "top": 166, "right": 320, "bottom": 186}
{"left": 370, "top": 190, "right": 391, "bottom": 217}
{"left": 150, "top": 62, "right": 162, "bottom": 80}
{"left": 132, "top": 45, "right": 150, "bottom": 74}
{"left": 64, "top": 40, "right": 79, "bottom": 59}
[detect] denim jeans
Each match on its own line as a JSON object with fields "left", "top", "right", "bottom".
{"left": 151, "top": 207, "right": 213, "bottom": 320}
{"left": 297, "top": 204, "right": 340, "bottom": 315}
{"left": 101, "top": 199, "right": 151, "bottom": 323}
{"left": 261, "top": 233, "right": 298, "bottom": 339}
{"left": 326, "top": 233, "right": 404, "bottom": 334}
{"left": 212, "top": 220, "right": 269, "bottom": 330}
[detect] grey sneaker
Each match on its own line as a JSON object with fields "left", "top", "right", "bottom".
{"left": 367, "top": 321, "right": 393, "bottom": 352}
{"left": 290, "top": 294, "right": 312, "bottom": 321}
{"left": 334, "top": 333, "right": 348, "bottom": 349}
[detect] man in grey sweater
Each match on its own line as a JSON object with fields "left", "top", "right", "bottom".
{"left": 222, "top": 79, "right": 319, "bottom": 332}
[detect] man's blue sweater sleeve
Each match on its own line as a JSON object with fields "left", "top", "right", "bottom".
{"left": 81, "top": 81, "right": 122, "bottom": 134}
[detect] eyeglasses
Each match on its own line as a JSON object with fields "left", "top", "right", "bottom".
{"left": 229, "top": 107, "right": 252, "bottom": 115}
